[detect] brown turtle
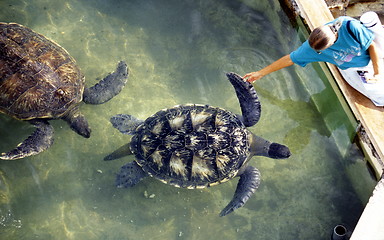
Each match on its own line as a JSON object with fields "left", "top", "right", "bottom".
{"left": 104, "top": 73, "right": 291, "bottom": 216}
{"left": 0, "top": 22, "right": 128, "bottom": 160}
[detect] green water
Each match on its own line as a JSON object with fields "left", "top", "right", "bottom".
{"left": 0, "top": 0, "right": 377, "bottom": 239}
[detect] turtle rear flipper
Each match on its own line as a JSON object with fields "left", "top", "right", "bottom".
{"left": 116, "top": 161, "right": 147, "bottom": 188}
{"left": 226, "top": 72, "right": 261, "bottom": 127}
{"left": 110, "top": 114, "right": 143, "bottom": 135}
{"left": 104, "top": 114, "right": 143, "bottom": 160}
{"left": 219, "top": 166, "right": 261, "bottom": 217}
{"left": 0, "top": 120, "right": 54, "bottom": 160}
{"left": 83, "top": 61, "right": 128, "bottom": 105}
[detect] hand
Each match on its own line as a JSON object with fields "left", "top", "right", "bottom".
{"left": 367, "top": 74, "right": 384, "bottom": 83}
{"left": 243, "top": 71, "right": 264, "bottom": 83}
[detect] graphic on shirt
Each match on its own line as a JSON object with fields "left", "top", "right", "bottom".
{"left": 333, "top": 46, "right": 362, "bottom": 65}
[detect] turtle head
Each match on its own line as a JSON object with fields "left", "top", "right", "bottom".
{"left": 63, "top": 108, "right": 91, "bottom": 138}
{"left": 268, "top": 143, "right": 291, "bottom": 159}
{"left": 250, "top": 134, "right": 291, "bottom": 159}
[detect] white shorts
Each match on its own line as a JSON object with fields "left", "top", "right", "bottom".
{"left": 338, "top": 62, "right": 384, "bottom": 106}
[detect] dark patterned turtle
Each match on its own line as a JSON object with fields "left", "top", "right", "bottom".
{"left": 0, "top": 22, "right": 128, "bottom": 160}
{"left": 104, "top": 73, "right": 291, "bottom": 216}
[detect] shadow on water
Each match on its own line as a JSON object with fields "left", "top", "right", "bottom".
{"left": 0, "top": 0, "right": 377, "bottom": 239}
{"left": 254, "top": 86, "right": 331, "bottom": 153}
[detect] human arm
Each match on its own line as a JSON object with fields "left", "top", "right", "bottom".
{"left": 367, "top": 42, "right": 384, "bottom": 82}
{"left": 243, "top": 54, "right": 294, "bottom": 83}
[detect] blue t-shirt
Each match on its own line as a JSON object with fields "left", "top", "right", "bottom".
{"left": 290, "top": 16, "right": 374, "bottom": 70}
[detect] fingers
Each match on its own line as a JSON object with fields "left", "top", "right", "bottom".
{"left": 366, "top": 78, "right": 378, "bottom": 83}
{"left": 243, "top": 73, "right": 251, "bottom": 79}
{"left": 243, "top": 72, "right": 258, "bottom": 83}
{"left": 246, "top": 78, "right": 255, "bottom": 83}
{"left": 367, "top": 74, "right": 384, "bottom": 83}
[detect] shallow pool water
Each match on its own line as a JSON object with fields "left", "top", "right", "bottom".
{"left": 0, "top": 0, "right": 377, "bottom": 239}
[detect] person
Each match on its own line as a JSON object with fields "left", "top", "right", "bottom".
{"left": 243, "top": 16, "right": 384, "bottom": 106}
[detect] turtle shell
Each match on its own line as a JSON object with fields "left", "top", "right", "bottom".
{"left": 130, "top": 104, "right": 252, "bottom": 189}
{"left": 0, "top": 22, "right": 84, "bottom": 120}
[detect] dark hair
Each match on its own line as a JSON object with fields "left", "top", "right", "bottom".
{"left": 308, "top": 25, "right": 337, "bottom": 51}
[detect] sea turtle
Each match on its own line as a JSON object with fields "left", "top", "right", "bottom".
{"left": 0, "top": 22, "right": 128, "bottom": 160}
{"left": 104, "top": 73, "right": 291, "bottom": 216}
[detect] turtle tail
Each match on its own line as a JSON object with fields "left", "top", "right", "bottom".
{"left": 104, "top": 143, "right": 133, "bottom": 161}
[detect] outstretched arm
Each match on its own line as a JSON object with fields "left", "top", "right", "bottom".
{"left": 243, "top": 54, "right": 294, "bottom": 83}
{"left": 368, "top": 42, "right": 384, "bottom": 82}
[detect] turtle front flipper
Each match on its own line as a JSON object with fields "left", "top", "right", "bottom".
{"left": 83, "top": 61, "right": 129, "bottom": 105}
{"left": 110, "top": 114, "right": 143, "bottom": 135}
{"left": 219, "top": 166, "right": 260, "bottom": 217}
{"left": 116, "top": 161, "right": 147, "bottom": 188}
{"left": 0, "top": 120, "right": 54, "bottom": 160}
{"left": 226, "top": 72, "right": 261, "bottom": 127}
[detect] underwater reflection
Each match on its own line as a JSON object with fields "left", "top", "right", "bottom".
{"left": 0, "top": 0, "right": 373, "bottom": 239}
